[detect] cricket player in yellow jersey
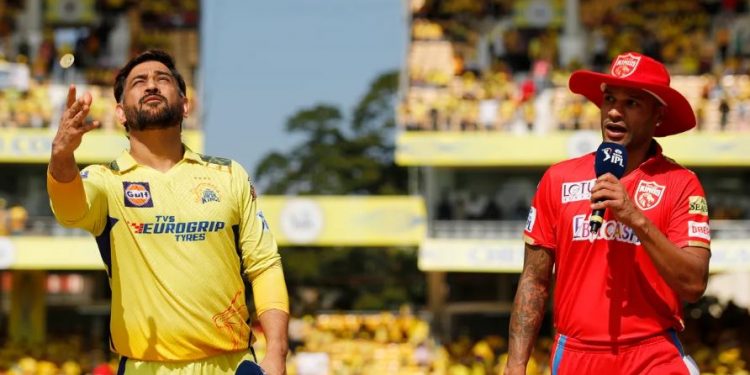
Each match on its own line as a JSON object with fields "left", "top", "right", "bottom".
{"left": 47, "top": 50, "right": 289, "bottom": 375}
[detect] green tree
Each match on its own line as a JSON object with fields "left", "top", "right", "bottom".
{"left": 255, "top": 71, "right": 407, "bottom": 195}
{"left": 253, "top": 71, "right": 423, "bottom": 313}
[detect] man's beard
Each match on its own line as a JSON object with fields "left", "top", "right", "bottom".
{"left": 123, "top": 97, "right": 184, "bottom": 131}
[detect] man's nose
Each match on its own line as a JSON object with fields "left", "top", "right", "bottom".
{"left": 607, "top": 105, "right": 623, "bottom": 120}
{"left": 145, "top": 84, "right": 159, "bottom": 94}
{"left": 145, "top": 77, "right": 160, "bottom": 92}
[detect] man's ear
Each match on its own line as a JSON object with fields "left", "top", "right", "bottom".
{"left": 115, "top": 103, "right": 127, "bottom": 125}
{"left": 182, "top": 95, "right": 189, "bottom": 118}
{"left": 655, "top": 105, "right": 666, "bottom": 127}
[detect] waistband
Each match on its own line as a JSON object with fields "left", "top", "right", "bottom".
{"left": 553, "top": 330, "right": 679, "bottom": 354}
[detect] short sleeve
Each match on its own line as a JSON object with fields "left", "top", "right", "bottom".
{"left": 524, "top": 168, "right": 558, "bottom": 251}
{"left": 666, "top": 172, "right": 711, "bottom": 250}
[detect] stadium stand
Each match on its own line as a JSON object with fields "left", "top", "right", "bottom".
{"left": 398, "top": 1, "right": 750, "bottom": 374}
{"left": 400, "top": 0, "right": 750, "bottom": 135}
{"left": 3, "top": 0, "right": 750, "bottom": 373}
{"left": 0, "top": 1, "right": 203, "bottom": 372}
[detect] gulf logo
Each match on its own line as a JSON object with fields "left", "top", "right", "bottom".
{"left": 123, "top": 182, "right": 154, "bottom": 207}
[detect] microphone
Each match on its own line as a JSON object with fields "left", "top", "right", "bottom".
{"left": 590, "top": 142, "right": 628, "bottom": 233}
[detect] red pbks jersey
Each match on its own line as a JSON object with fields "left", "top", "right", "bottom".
{"left": 524, "top": 143, "right": 711, "bottom": 343}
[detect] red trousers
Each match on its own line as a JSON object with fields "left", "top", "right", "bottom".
{"left": 550, "top": 330, "right": 700, "bottom": 375}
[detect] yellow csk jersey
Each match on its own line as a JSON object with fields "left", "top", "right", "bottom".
{"left": 48, "top": 146, "right": 283, "bottom": 361}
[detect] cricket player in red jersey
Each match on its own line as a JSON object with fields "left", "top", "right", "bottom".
{"left": 505, "top": 52, "right": 710, "bottom": 375}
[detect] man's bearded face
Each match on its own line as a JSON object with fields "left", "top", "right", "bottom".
{"left": 123, "top": 93, "right": 184, "bottom": 131}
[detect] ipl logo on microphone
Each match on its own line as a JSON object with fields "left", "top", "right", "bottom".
{"left": 601, "top": 147, "right": 625, "bottom": 168}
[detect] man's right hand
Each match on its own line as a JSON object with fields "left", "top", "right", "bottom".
{"left": 49, "top": 85, "right": 99, "bottom": 182}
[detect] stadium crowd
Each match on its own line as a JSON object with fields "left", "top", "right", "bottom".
{"left": 1, "top": 1, "right": 750, "bottom": 374}
{"left": 1, "top": 298, "right": 749, "bottom": 374}
{"left": 401, "top": 0, "right": 750, "bottom": 134}
{"left": 0, "top": 0, "right": 199, "bottom": 130}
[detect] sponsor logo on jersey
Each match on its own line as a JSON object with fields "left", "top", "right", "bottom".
{"left": 127, "top": 215, "right": 226, "bottom": 242}
{"left": 561, "top": 179, "right": 595, "bottom": 203}
{"left": 572, "top": 214, "right": 640, "bottom": 244}
{"left": 526, "top": 207, "right": 536, "bottom": 232}
{"left": 123, "top": 182, "right": 153, "bottom": 207}
{"left": 611, "top": 53, "right": 641, "bottom": 78}
{"left": 688, "top": 221, "right": 711, "bottom": 241}
{"left": 689, "top": 196, "right": 708, "bottom": 216}
{"left": 192, "top": 182, "right": 221, "bottom": 204}
{"left": 258, "top": 210, "right": 270, "bottom": 231}
{"left": 249, "top": 178, "right": 257, "bottom": 201}
{"left": 635, "top": 180, "right": 665, "bottom": 211}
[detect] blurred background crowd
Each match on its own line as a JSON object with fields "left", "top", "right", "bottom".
{"left": 399, "top": 0, "right": 750, "bottom": 134}
{"left": 1, "top": 0, "right": 750, "bottom": 374}
{"left": 1, "top": 299, "right": 749, "bottom": 375}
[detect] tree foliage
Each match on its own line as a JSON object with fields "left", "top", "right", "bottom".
{"left": 253, "top": 71, "right": 421, "bottom": 313}
{"left": 255, "top": 71, "right": 407, "bottom": 195}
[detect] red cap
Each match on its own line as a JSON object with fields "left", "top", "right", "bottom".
{"left": 568, "top": 52, "right": 696, "bottom": 137}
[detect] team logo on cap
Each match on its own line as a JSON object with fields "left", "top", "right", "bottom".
{"left": 611, "top": 53, "right": 641, "bottom": 78}
{"left": 123, "top": 182, "right": 153, "bottom": 207}
{"left": 635, "top": 180, "right": 665, "bottom": 211}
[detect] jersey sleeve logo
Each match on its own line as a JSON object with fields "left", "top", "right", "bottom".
{"left": 525, "top": 207, "right": 536, "bottom": 232}
{"left": 123, "top": 182, "right": 154, "bottom": 208}
{"left": 688, "top": 221, "right": 711, "bottom": 241}
{"left": 635, "top": 180, "right": 665, "bottom": 211}
{"left": 258, "top": 210, "right": 270, "bottom": 231}
{"left": 249, "top": 178, "right": 257, "bottom": 201}
{"left": 689, "top": 196, "right": 708, "bottom": 216}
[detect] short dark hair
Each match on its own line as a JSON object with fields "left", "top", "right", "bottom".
{"left": 113, "top": 49, "right": 187, "bottom": 102}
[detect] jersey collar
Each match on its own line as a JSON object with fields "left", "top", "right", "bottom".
{"left": 113, "top": 144, "right": 202, "bottom": 172}
{"left": 638, "top": 140, "right": 665, "bottom": 169}
{"left": 182, "top": 145, "right": 205, "bottom": 164}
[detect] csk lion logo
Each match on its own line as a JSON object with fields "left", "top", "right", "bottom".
{"left": 192, "top": 183, "right": 221, "bottom": 204}
{"left": 212, "top": 290, "right": 249, "bottom": 350}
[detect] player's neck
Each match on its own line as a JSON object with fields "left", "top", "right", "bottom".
{"left": 128, "top": 127, "right": 184, "bottom": 172}
{"left": 625, "top": 140, "right": 656, "bottom": 175}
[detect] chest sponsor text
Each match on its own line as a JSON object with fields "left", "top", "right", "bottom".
{"left": 561, "top": 179, "right": 595, "bottom": 203}
{"left": 572, "top": 214, "right": 640, "bottom": 245}
{"left": 128, "top": 215, "right": 226, "bottom": 242}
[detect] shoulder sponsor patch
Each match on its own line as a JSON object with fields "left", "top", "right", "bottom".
{"left": 123, "top": 182, "right": 154, "bottom": 208}
{"left": 689, "top": 196, "right": 708, "bottom": 216}
{"left": 525, "top": 207, "right": 536, "bottom": 232}
{"left": 635, "top": 180, "right": 665, "bottom": 211}
{"left": 688, "top": 221, "right": 711, "bottom": 241}
{"left": 561, "top": 179, "right": 595, "bottom": 203}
